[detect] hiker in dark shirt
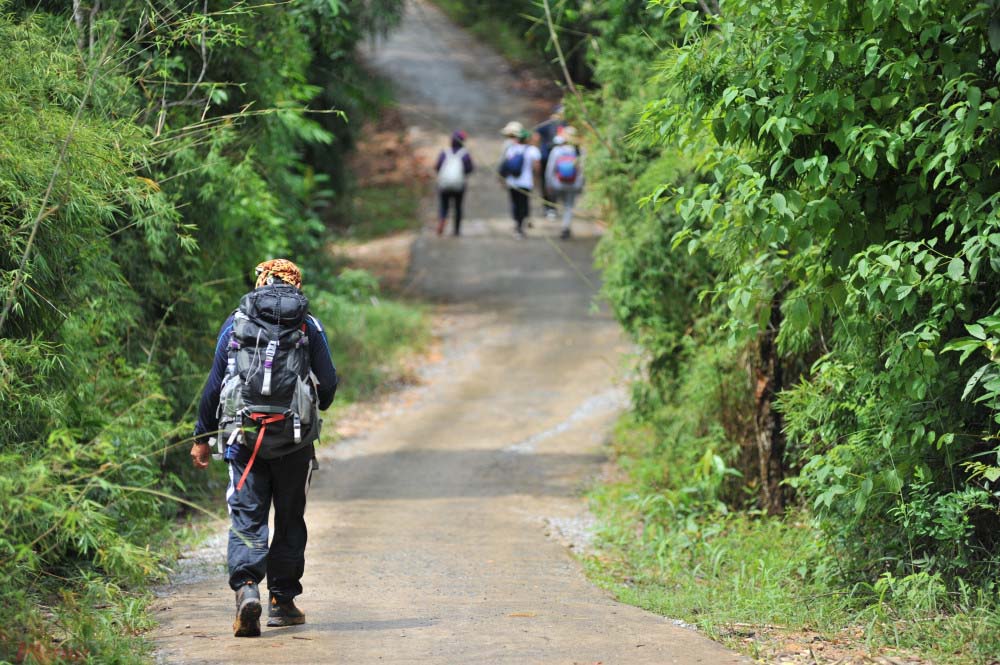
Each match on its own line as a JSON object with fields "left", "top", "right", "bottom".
{"left": 434, "top": 130, "right": 474, "bottom": 236}
{"left": 191, "top": 258, "right": 337, "bottom": 638}
{"left": 534, "top": 104, "right": 565, "bottom": 218}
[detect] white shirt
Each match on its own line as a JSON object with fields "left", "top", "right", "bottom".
{"left": 503, "top": 143, "right": 541, "bottom": 190}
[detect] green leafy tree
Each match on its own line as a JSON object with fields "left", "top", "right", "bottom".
{"left": 645, "top": 0, "right": 1000, "bottom": 583}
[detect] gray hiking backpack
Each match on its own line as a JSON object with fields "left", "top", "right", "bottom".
{"left": 217, "top": 283, "right": 320, "bottom": 473}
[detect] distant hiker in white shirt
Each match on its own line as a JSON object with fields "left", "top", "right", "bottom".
{"left": 543, "top": 126, "right": 584, "bottom": 240}
{"left": 435, "top": 130, "right": 474, "bottom": 236}
{"left": 498, "top": 121, "right": 541, "bottom": 238}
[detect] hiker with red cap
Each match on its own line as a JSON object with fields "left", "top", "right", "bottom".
{"left": 434, "top": 130, "right": 474, "bottom": 236}
{"left": 191, "top": 258, "right": 338, "bottom": 637}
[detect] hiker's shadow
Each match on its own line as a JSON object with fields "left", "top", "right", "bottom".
{"left": 258, "top": 617, "right": 439, "bottom": 638}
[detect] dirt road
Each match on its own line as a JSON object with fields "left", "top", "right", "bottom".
{"left": 153, "top": 2, "right": 744, "bottom": 663}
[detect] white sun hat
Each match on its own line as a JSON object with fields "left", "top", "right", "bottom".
{"left": 501, "top": 121, "right": 524, "bottom": 137}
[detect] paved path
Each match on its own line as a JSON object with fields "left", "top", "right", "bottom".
{"left": 153, "top": 2, "right": 746, "bottom": 663}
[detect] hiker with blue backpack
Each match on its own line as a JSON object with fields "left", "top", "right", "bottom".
{"left": 544, "top": 126, "right": 585, "bottom": 240}
{"left": 435, "top": 130, "right": 474, "bottom": 236}
{"left": 498, "top": 121, "right": 542, "bottom": 238}
{"left": 190, "top": 258, "right": 338, "bottom": 638}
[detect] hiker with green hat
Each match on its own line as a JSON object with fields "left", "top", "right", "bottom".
{"left": 497, "top": 123, "right": 541, "bottom": 238}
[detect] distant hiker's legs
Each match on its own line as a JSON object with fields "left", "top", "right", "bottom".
{"left": 265, "top": 444, "right": 314, "bottom": 602}
{"left": 452, "top": 189, "right": 464, "bottom": 235}
{"left": 437, "top": 191, "right": 450, "bottom": 235}
{"left": 227, "top": 456, "right": 272, "bottom": 590}
{"left": 541, "top": 156, "right": 555, "bottom": 214}
{"left": 561, "top": 191, "right": 576, "bottom": 233}
{"left": 509, "top": 188, "right": 529, "bottom": 234}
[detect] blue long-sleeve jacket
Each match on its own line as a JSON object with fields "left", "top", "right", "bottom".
{"left": 193, "top": 312, "right": 338, "bottom": 443}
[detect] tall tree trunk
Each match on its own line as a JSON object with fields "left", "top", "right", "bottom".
{"left": 754, "top": 294, "right": 786, "bottom": 515}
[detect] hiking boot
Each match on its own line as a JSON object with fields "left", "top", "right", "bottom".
{"left": 560, "top": 228, "right": 571, "bottom": 240}
{"left": 267, "top": 595, "right": 306, "bottom": 627}
{"left": 233, "top": 581, "right": 262, "bottom": 637}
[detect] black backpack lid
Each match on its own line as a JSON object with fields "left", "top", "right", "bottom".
{"left": 239, "top": 284, "right": 309, "bottom": 327}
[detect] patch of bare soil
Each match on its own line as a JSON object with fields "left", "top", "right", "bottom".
{"left": 347, "top": 103, "right": 430, "bottom": 189}
{"left": 726, "top": 626, "right": 930, "bottom": 665}
{"left": 326, "top": 102, "right": 429, "bottom": 290}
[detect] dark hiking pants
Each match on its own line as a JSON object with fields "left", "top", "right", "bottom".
{"left": 540, "top": 154, "right": 555, "bottom": 212}
{"left": 509, "top": 187, "right": 530, "bottom": 231}
{"left": 438, "top": 189, "right": 465, "bottom": 234}
{"left": 226, "top": 443, "right": 315, "bottom": 601}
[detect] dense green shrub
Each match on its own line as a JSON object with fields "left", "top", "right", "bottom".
{"left": 645, "top": 0, "right": 1000, "bottom": 584}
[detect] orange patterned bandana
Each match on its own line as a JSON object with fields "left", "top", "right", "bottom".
{"left": 255, "top": 258, "right": 302, "bottom": 289}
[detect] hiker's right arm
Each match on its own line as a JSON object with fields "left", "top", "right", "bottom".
{"left": 193, "top": 316, "right": 235, "bottom": 445}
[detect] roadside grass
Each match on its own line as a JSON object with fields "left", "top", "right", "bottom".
{"left": 585, "top": 416, "right": 1000, "bottom": 664}
{"left": 310, "top": 269, "right": 431, "bottom": 402}
{"left": 331, "top": 182, "right": 423, "bottom": 240}
{"left": 3, "top": 582, "right": 158, "bottom": 665}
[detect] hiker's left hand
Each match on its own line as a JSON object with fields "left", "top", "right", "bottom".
{"left": 190, "top": 442, "right": 211, "bottom": 469}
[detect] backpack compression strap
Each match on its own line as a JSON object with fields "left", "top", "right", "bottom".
{"left": 235, "top": 412, "right": 286, "bottom": 491}
{"left": 261, "top": 340, "right": 279, "bottom": 396}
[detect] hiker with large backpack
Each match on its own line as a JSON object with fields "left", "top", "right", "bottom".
{"left": 434, "top": 130, "right": 474, "bottom": 236}
{"left": 498, "top": 121, "right": 541, "bottom": 238}
{"left": 190, "top": 258, "right": 338, "bottom": 638}
{"left": 543, "top": 126, "right": 585, "bottom": 240}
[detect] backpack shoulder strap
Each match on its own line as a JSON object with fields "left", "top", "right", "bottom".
{"left": 306, "top": 314, "right": 324, "bottom": 333}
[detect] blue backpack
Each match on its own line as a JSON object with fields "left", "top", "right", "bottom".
{"left": 555, "top": 154, "right": 579, "bottom": 184}
{"left": 498, "top": 147, "right": 525, "bottom": 178}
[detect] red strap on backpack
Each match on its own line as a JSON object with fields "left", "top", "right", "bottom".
{"left": 235, "top": 412, "right": 286, "bottom": 491}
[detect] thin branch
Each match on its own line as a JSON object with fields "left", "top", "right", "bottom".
{"left": 72, "top": 0, "right": 85, "bottom": 51}
{"left": 88, "top": 0, "right": 101, "bottom": 57}
{"left": 540, "top": 0, "right": 615, "bottom": 157}
{"left": 177, "top": 0, "right": 210, "bottom": 106}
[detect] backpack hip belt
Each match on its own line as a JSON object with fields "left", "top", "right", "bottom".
{"left": 235, "top": 410, "right": 289, "bottom": 491}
